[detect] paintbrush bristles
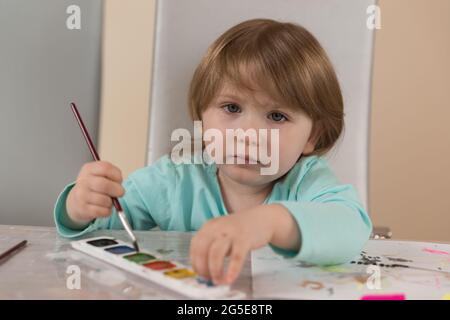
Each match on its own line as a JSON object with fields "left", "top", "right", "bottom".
{"left": 133, "top": 241, "right": 140, "bottom": 253}
{"left": 116, "top": 209, "right": 140, "bottom": 251}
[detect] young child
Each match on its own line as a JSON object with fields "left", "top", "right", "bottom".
{"left": 54, "top": 19, "right": 372, "bottom": 286}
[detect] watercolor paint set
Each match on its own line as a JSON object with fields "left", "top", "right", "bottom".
{"left": 70, "top": 236, "right": 246, "bottom": 299}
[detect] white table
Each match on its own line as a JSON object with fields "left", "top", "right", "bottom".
{"left": 0, "top": 225, "right": 252, "bottom": 299}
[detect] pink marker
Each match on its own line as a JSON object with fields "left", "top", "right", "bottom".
{"left": 361, "top": 294, "right": 406, "bottom": 300}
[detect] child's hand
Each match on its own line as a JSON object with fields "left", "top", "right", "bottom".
{"left": 66, "top": 161, "right": 125, "bottom": 227}
{"left": 189, "top": 207, "right": 275, "bottom": 285}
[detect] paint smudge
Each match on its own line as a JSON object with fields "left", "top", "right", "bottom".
{"left": 328, "top": 287, "right": 334, "bottom": 296}
{"left": 197, "top": 277, "right": 215, "bottom": 287}
{"left": 389, "top": 264, "right": 409, "bottom": 269}
{"left": 423, "top": 248, "right": 450, "bottom": 256}
{"left": 156, "top": 248, "right": 174, "bottom": 255}
{"left": 354, "top": 274, "right": 370, "bottom": 285}
{"left": 386, "top": 257, "right": 413, "bottom": 263}
{"left": 434, "top": 274, "right": 441, "bottom": 290}
{"left": 352, "top": 252, "right": 381, "bottom": 265}
{"left": 350, "top": 252, "right": 410, "bottom": 269}
{"left": 295, "top": 262, "right": 315, "bottom": 268}
{"left": 320, "top": 265, "right": 349, "bottom": 273}
{"left": 300, "top": 280, "right": 324, "bottom": 290}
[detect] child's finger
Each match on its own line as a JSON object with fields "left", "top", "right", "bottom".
{"left": 87, "top": 176, "right": 125, "bottom": 198}
{"left": 225, "top": 240, "right": 249, "bottom": 284}
{"left": 83, "top": 161, "right": 123, "bottom": 183}
{"left": 85, "top": 191, "right": 113, "bottom": 208}
{"left": 189, "top": 233, "right": 215, "bottom": 279}
{"left": 208, "top": 237, "right": 232, "bottom": 285}
{"left": 85, "top": 203, "right": 112, "bottom": 218}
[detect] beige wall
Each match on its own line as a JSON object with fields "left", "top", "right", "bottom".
{"left": 98, "top": 0, "right": 156, "bottom": 176}
{"left": 99, "top": 0, "right": 450, "bottom": 242}
{"left": 370, "top": 0, "right": 450, "bottom": 242}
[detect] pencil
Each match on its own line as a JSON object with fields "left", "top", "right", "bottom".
{"left": 0, "top": 240, "right": 27, "bottom": 265}
{"left": 70, "top": 102, "right": 140, "bottom": 252}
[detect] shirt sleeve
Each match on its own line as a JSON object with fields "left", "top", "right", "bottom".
{"left": 53, "top": 169, "right": 161, "bottom": 239}
{"left": 268, "top": 157, "right": 373, "bottom": 265}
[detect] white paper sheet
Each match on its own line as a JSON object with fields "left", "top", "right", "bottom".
{"left": 251, "top": 240, "right": 450, "bottom": 300}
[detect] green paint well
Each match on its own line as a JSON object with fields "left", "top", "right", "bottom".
{"left": 123, "top": 252, "right": 156, "bottom": 264}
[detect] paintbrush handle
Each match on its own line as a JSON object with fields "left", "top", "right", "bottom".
{"left": 0, "top": 240, "right": 27, "bottom": 264}
{"left": 70, "top": 102, "right": 137, "bottom": 248}
{"left": 70, "top": 102, "right": 124, "bottom": 213}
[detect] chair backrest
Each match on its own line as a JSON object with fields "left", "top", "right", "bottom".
{"left": 0, "top": 0, "right": 103, "bottom": 226}
{"left": 148, "top": 0, "right": 376, "bottom": 210}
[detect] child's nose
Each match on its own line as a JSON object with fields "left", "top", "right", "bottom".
{"left": 239, "top": 114, "right": 266, "bottom": 132}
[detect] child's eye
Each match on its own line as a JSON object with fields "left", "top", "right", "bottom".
{"left": 268, "top": 112, "right": 288, "bottom": 122}
{"left": 222, "top": 103, "right": 241, "bottom": 113}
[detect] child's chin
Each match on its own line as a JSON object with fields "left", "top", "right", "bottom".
{"left": 220, "top": 164, "right": 276, "bottom": 185}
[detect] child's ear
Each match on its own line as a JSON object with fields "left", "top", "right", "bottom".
{"left": 303, "top": 122, "right": 321, "bottom": 155}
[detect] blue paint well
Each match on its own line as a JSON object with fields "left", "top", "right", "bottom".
{"left": 105, "top": 245, "right": 135, "bottom": 254}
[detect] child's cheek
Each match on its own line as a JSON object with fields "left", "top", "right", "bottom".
{"left": 278, "top": 138, "right": 303, "bottom": 169}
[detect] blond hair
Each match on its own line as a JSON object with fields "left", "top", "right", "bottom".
{"left": 188, "top": 18, "right": 344, "bottom": 156}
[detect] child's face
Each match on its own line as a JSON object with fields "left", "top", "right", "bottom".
{"left": 202, "top": 81, "right": 317, "bottom": 187}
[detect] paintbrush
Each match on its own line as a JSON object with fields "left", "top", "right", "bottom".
{"left": 0, "top": 240, "right": 27, "bottom": 265}
{"left": 70, "top": 102, "right": 140, "bottom": 252}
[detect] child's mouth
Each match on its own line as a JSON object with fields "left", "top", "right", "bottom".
{"left": 226, "top": 154, "right": 260, "bottom": 165}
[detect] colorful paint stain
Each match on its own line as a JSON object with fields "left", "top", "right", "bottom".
{"left": 143, "top": 260, "right": 176, "bottom": 270}
{"left": 386, "top": 257, "right": 413, "bottom": 263}
{"left": 164, "top": 268, "right": 196, "bottom": 279}
{"left": 423, "top": 248, "right": 450, "bottom": 256}
{"left": 300, "top": 280, "right": 324, "bottom": 290}
{"left": 156, "top": 248, "right": 174, "bottom": 255}
{"left": 320, "top": 265, "right": 349, "bottom": 273}
{"left": 124, "top": 252, "right": 156, "bottom": 264}
{"left": 354, "top": 274, "right": 370, "bottom": 285}
{"left": 196, "top": 277, "right": 215, "bottom": 287}
{"left": 105, "top": 245, "right": 135, "bottom": 255}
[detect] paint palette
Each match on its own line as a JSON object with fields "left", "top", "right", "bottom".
{"left": 70, "top": 236, "right": 246, "bottom": 299}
